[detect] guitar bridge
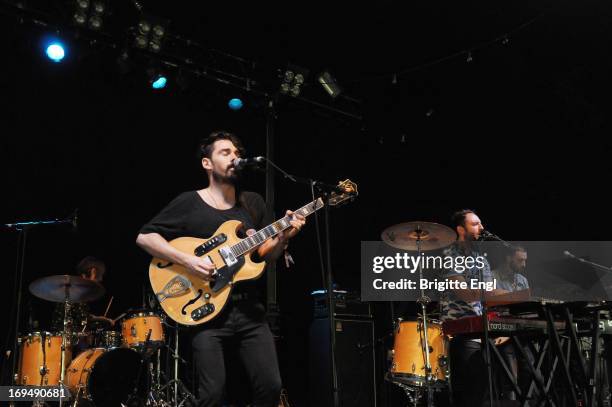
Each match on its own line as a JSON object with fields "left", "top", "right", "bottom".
{"left": 219, "top": 247, "right": 238, "bottom": 266}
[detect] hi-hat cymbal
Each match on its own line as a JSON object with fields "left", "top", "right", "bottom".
{"left": 29, "top": 275, "right": 105, "bottom": 303}
{"left": 381, "top": 222, "right": 456, "bottom": 251}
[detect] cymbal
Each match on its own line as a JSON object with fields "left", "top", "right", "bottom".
{"left": 381, "top": 221, "right": 456, "bottom": 251}
{"left": 29, "top": 275, "right": 105, "bottom": 303}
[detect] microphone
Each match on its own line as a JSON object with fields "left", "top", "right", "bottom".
{"left": 564, "top": 250, "right": 584, "bottom": 262}
{"left": 564, "top": 250, "right": 612, "bottom": 272}
{"left": 478, "top": 230, "right": 496, "bottom": 241}
{"left": 479, "top": 229, "right": 516, "bottom": 249}
{"left": 232, "top": 156, "right": 265, "bottom": 170}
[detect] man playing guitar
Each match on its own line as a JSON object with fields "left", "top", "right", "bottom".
{"left": 136, "top": 131, "right": 305, "bottom": 406}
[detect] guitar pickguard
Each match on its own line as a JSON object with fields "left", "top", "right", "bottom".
{"left": 210, "top": 256, "right": 245, "bottom": 293}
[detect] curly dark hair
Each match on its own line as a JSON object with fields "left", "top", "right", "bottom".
{"left": 197, "top": 130, "right": 245, "bottom": 161}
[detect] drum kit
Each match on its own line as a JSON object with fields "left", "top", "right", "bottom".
{"left": 15, "top": 274, "right": 180, "bottom": 406}
{"left": 381, "top": 221, "right": 456, "bottom": 407}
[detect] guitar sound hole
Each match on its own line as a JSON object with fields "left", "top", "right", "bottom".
{"left": 157, "top": 261, "right": 174, "bottom": 268}
{"left": 181, "top": 289, "right": 203, "bottom": 315}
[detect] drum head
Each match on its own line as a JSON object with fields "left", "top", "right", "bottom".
{"left": 88, "top": 348, "right": 144, "bottom": 406}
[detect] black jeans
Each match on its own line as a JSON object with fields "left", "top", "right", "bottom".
{"left": 191, "top": 299, "right": 282, "bottom": 407}
{"left": 451, "top": 337, "right": 527, "bottom": 406}
{"left": 450, "top": 337, "right": 489, "bottom": 407}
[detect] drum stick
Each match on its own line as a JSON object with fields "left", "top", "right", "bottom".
{"left": 112, "top": 313, "right": 127, "bottom": 324}
{"left": 103, "top": 296, "right": 114, "bottom": 317}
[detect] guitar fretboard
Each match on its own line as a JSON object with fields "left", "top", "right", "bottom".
{"left": 231, "top": 198, "right": 324, "bottom": 257}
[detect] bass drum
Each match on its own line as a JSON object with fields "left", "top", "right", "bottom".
{"left": 65, "top": 347, "right": 145, "bottom": 406}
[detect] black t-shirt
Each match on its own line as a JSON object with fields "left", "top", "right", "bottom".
{"left": 139, "top": 190, "right": 270, "bottom": 295}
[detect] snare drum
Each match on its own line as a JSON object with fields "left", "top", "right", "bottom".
{"left": 121, "top": 311, "right": 164, "bottom": 352}
{"left": 16, "top": 332, "right": 71, "bottom": 386}
{"left": 389, "top": 319, "right": 448, "bottom": 387}
{"left": 65, "top": 347, "right": 144, "bottom": 405}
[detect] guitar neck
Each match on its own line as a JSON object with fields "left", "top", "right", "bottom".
{"left": 231, "top": 198, "right": 324, "bottom": 256}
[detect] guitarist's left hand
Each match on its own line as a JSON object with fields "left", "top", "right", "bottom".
{"left": 257, "top": 210, "right": 305, "bottom": 261}
{"left": 283, "top": 210, "right": 306, "bottom": 239}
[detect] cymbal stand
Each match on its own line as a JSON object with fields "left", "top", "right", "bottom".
{"left": 159, "top": 323, "right": 194, "bottom": 407}
{"left": 137, "top": 347, "right": 171, "bottom": 407}
{"left": 415, "top": 227, "right": 435, "bottom": 407}
{"left": 59, "top": 284, "right": 72, "bottom": 407}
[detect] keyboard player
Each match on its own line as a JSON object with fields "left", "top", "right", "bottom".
{"left": 492, "top": 246, "right": 529, "bottom": 292}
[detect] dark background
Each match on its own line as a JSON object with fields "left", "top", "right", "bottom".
{"left": 1, "top": 0, "right": 612, "bottom": 405}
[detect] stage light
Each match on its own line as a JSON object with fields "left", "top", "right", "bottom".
{"left": 228, "top": 98, "right": 243, "bottom": 111}
{"left": 151, "top": 75, "right": 167, "bottom": 89}
{"left": 134, "top": 16, "right": 167, "bottom": 53}
{"left": 279, "top": 65, "right": 309, "bottom": 98}
{"left": 72, "top": 0, "right": 106, "bottom": 31}
{"left": 147, "top": 65, "right": 168, "bottom": 90}
{"left": 45, "top": 42, "right": 66, "bottom": 62}
{"left": 318, "top": 71, "right": 342, "bottom": 99}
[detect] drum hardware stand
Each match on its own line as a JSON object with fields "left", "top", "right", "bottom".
{"left": 414, "top": 226, "right": 435, "bottom": 407}
{"left": 157, "top": 323, "right": 194, "bottom": 407}
{"left": 391, "top": 379, "right": 418, "bottom": 407}
{"left": 144, "top": 349, "right": 172, "bottom": 407}
{"left": 59, "top": 284, "right": 73, "bottom": 407}
{"left": 3, "top": 214, "right": 76, "bottom": 388}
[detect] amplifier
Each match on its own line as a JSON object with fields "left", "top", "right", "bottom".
{"left": 312, "top": 289, "right": 372, "bottom": 319}
{"left": 309, "top": 317, "right": 376, "bottom": 407}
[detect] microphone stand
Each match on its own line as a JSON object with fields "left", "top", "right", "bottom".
{"left": 477, "top": 229, "right": 516, "bottom": 407}
{"left": 259, "top": 157, "right": 341, "bottom": 407}
{"left": 474, "top": 237, "right": 496, "bottom": 407}
{"left": 2, "top": 214, "right": 76, "bottom": 389}
{"left": 481, "top": 230, "right": 519, "bottom": 250}
{"left": 564, "top": 251, "right": 612, "bottom": 274}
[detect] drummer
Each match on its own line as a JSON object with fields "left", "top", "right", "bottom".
{"left": 51, "top": 256, "right": 114, "bottom": 333}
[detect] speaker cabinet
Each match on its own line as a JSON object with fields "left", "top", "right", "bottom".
{"left": 309, "top": 318, "right": 376, "bottom": 406}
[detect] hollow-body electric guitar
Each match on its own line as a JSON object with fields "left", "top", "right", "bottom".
{"left": 149, "top": 180, "right": 357, "bottom": 326}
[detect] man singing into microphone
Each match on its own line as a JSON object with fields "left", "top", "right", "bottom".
{"left": 136, "top": 131, "right": 306, "bottom": 406}
{"left": 440, "top": 209, "right": 508, "bottom": 406}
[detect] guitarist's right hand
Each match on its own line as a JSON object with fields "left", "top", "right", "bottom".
{"left": 183, "top": 255, "right": 216, "bottom": 281}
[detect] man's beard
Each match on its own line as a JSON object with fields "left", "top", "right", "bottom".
{"left": 510, "top": 264, "right": 525, "bottom": 274}
{"left": 212, "top": 168, "right": 239, "bottom": 185}
{"left": 466, "top": 232, "right": 479, "bottom": 242}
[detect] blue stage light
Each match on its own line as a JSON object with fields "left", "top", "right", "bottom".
{"left": 151, "top": 75, "right": 167, "bottom": 89}
{"left": 228, "top": 98, "right": 243, "bottom": 111}
{"left": 45, "top": 42, "right": 66, "bottom": 62}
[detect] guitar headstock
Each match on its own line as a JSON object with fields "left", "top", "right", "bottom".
{"left": 328, "top": 179, "right": 358, "bottom": 207}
